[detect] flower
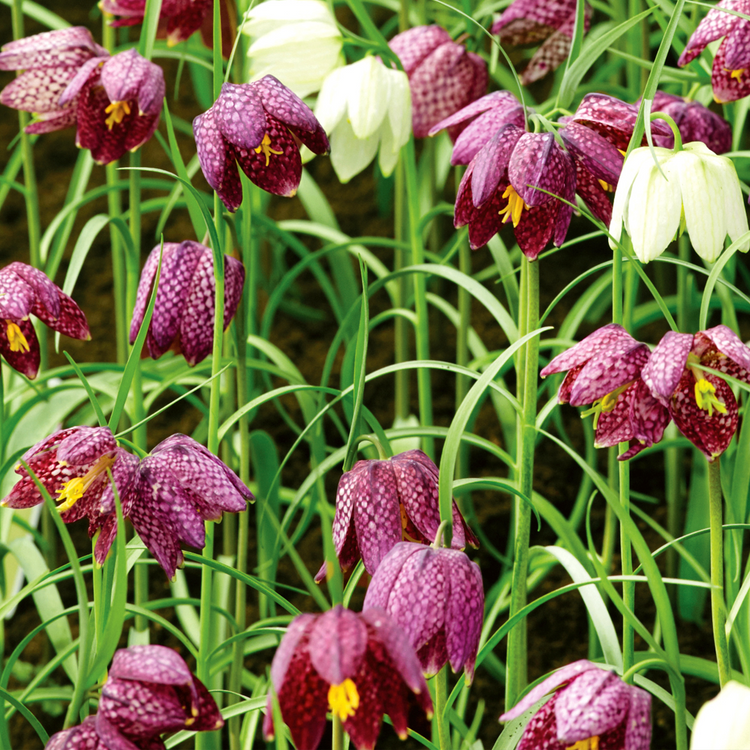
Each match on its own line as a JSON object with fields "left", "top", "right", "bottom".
{"left": 651, "top": 91, "right": 733, "bottom": 153}
{"left": 641, "top": 325, "right": 750, "bottom": 460}
{"left": 363, "top": 541, "right": 484, "bottom": 681}
{"left": 500, "top": 660, "right": 652, "bottom": 750}
{"left": 263, "top": 606, "right": 433, "bottom": 750}
{"left": 315, "top": 56, "right": 411, "bottom": 182}
{"left": 454, "top": 124, "right": 576, "bottom": 257}
{"left": 129, "top": 241, "right": 245, "bottom": 366}
{"left": 388, "top": 25, "right": 487, "bottom": 138}
{"left": 678, "top": 0, "right": 750, "bottom": 103}
{"left": 540, "top": 324, "right": 670, "bottom": 460}
{"left": 314, "top": 449, "right": 478, "bottom": 581}
{"left": 491, "top": 0, "right": 592, "bottom": 84}
{"left": 193, "top": 76, "right": 329, "bottom": 209}
{"left": 690, "top": 681, "right": 750, "bottom": 750}
{"left": 0, "top": 262, "right": 90, "bottom": 378}
{"left": 243, "top": 0, "right": 344, "bottom": 99}
{"left": 609, "top": 141, "right": 750, "bottom": 263}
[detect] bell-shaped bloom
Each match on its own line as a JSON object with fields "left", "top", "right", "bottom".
{"left": 500, "top": 660, "right": 651, "bottom": 750}
{"left": 0, "top": 262, "right": 90, "bottom": 378}
{"left": 609, "top": 141, "right": 750, "bottom": 263}
{"left": 263, "top": 606, "right": 433, "bottom": 750}
{"left": 315, "top": 56, "right": 411, "bottom": 182}
{"left": 454, "top": 124, "right": 576, "bottom": 257}
{"left": 690, "top": 681, "right": 750, "bottom": 750}
{"left": 491, "top": 0, "right": 592, "bottom": 84}
{"left": 678, "top": 0, "right": 750, "bottom": 103}
{"left": 541, "top": 324, "right": 670, "bottom": 460}
{"left": 651, "top": 91, "right": 733, "bottom": 153}
{"left": 194, "top": 76, "right": 329, "bottom": 209}
{"left": 315, "top": 449, "right": 478, "bottom": 581}
{"left": 388, "top": 25, "right": 487, "bottom": 138}
{"left": 363, "top": 542, "right": 484, "bottom": 681}
{"left": 129, "top": 241, "right": 245, "bottom": 366}
{"left": 243, "top": 0, "right": 344, "bottom": 99}
{"left": 641, "top": 326, "right": 750, "bottom": 460}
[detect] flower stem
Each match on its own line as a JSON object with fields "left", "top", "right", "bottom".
{"left": 435, "top": 667, "right": 451, "bottom": 750}
{"left": 332, "top": 716, "right": 344, "bottom": 750}
{"left": 649, "top": 112, "right": 683, "bottom": 151}
{"left": 394, "top": 160, "right": 410, "bottom": 423}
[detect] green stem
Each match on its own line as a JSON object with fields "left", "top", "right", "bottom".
{"left": 619, "top": 453, "right": 634, "bottom": 678}
{"left": 435, "top": 667, "right": 451, "bottom": 750}
{"left": 456, "top": 241, "right": 470, "bottom": 485}
{"left": 394, "top": 160, "right": 409, "bottom": 422}
{"left": 332, "top": 716, "right": 344, "bottom": 750}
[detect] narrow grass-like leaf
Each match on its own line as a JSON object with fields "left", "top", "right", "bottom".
{"left": 699, "top": 231, "right": 750, "bottom": 330}
{"left": 139, "top": 0, "right": 164, "bottom": 60}
{"left": 62, "top": 352, "right": 107, "bottom": 427}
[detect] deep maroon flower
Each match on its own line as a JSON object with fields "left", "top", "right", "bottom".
{"left": 491, "top": 0, "right": 592, "bottom": 84}
{"left": 0, "top": 262, "right": 90, "bottom": 378}
{"left": 263, "top": 606, "right": 433, "bottom": 750}
{"left": 650, "top": 91, "right": 733, "bottom": 153}
{"left": 314, "top": 449, "right": 478, "bottom": 582}
{"left": 541, "top": 324, "right": 670, "bottom": 460}
{"left": 388, "top": 25, "right": 487, "bottom": 139}
{"left": 641, "top": 325, "right": 750, "bottom": 460}
{"left": 193, "top": 77, "right": 330, "bottom": 210}
{"left": 454, "top": 124, "right": 576, "bottom": 257}
{"left": 363, "top": 542, "right": 484, "bottom": 681}
{"left": 678, "top": 0, "right": 750, "bottom": 102}
{"left": 500, "top": 660, "right": 651, "bottom": 750}
{"left": 129, "top": 241, "right": 245, "bottom": 366}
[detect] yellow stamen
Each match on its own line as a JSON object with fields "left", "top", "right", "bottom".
{"left": 6, "top": 321, "right": 30, "bottom": 353}
{"left": 328, "top": 679, "right": 360, "bottom": 721}
{"left": 566, "top": 738, "right": 600, "bottom": 750}
{"left": 254, "top": 133, "right": 284, "bottom": 167}
{"left": 580, "top": 382, "right": 632, "bottom": 429}
{"left": 400, "top": 505, "right": 419, "bottom": 543}
{"left": 597, "top": 179, "right": 614, "bottom": 192}
{"left": 694, "top": 378, "right": 728, "bottom": 417}
{"left": 104, "top": 100, "right": 131, "bottom": 130}
{"left": 57, "top": 454, "right": 115, "bottom": 513}
{"left": 498, "top": 185, "right": 530, "bottom": 227}
{"left": 730, "top": 68, "right": 744, "bottom": 80}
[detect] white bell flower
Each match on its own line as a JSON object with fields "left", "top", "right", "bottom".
{"left": 690, "top": 681, "right": 750, "bottom": 750}
{"left": 609, "top": 141, "right": 749, "bottom": 264}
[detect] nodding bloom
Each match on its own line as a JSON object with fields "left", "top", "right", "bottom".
{"left": 500, "top": 660, "right": 652, "bottom": 750}
{"left": 541, "top": 324, "right": 670, "bottom": 460}
{"left": 388, "top": 25, "right": 487, "bottom": 139}
{"left": 129, "top": 241, "right": 245, "bottom": 366}
{"left": 314, "top": 449, "right": 478, "bottom": 582}
{"left": 690, "top": 681, "right": 750, "bottom": 750}
{"left": 641, "top": 325, "right": 750, "bottom": 460}
{"left": 363, "top": 541, "right": 484, "bottom": 681}
{"left": 194, "top": 76, "right": 329, "bottom": 209}
{"left": 678, "top": 0, "right": 750, "bottom": 103}
{"left": 263, "top": 606, "right": 433, "bottom": 750}
{"left": 0, "top": 262, "right": 90, "bottom": 378}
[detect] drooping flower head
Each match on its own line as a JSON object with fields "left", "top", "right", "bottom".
{"left": 500, "top": 660, "right": 652, "bottom": 750}
{"left": 129, "top": 241, "right": 245, "bottom": 366}
{"left": 194, "top": 76, "right": 329, "bottom": 209}
{"left": 541, "top": 324, "right": 670, "bottom": 460}
{"left": 363, "top": 541, "right": 484, "bottom": 681}
{"left": 690, "top": 681, "right": 750, "bottom": 750}
{"left": 0, "top": 262, "right": 90, "bottom": 378}
{"left": 650, "top": 91, "right": 733, "bottom": 153}
{"left": 263, "top": 606, "right": 433, "bottom": 750}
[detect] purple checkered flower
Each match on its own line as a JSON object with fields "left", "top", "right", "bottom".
{"left": 314, "top": 449, "right": 478, "bottom": 582}
{"left": 363, "top": 542, "right": 484, "bottom": 681}
{"left": 541, "top": 324, "right": 670, "bottom": 460}
{"left": 650, "top": 91, "right": 733, "bottom": 153}
{"left": 678, "top": 0, "right": 750, "bottom": 102}
{"left": 0, "top": 262, "right": 90, "bottom": 379}
{"left": 263, "top": 606, "right": 433, "bottom": 750}
{"left": 193, "top": 77, "right": 330, "bottom": 210}
{"left": 129, "top": 241, "right": 245, "bottom": 366}
{"left": 500, "top": 660, "right": 651, "bottom": 750}
{"left": 641, "top": 326, "right": 750, "bottom": 460}
{"left": 388, "top": 25, "right": 487, "bottom": 139}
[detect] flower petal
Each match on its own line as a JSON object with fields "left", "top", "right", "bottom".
{"left": 309, "top": 606, "right": 368, "bottom": 684}
{"left": 640, "top": 331, "right": 693, "bottom": 402}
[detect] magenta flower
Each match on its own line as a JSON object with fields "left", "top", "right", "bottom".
{"left": 263, "top": 606, "right": 433, "bottom": 750}
{"left": 500, "top": 660, "right": 651, "bottom": 750}
{"left": 388, "top": 25, "right": 487, "bottom": 138}
{"left": 314, "top": 449, "right": 478, "bottom": 582}
{"left": 0, "top": 262, "right": 90, "bottom": 378}
{"left": 541, "top": 324, "right": 670, "bottom": 460}
{"left": 650, "top": 91, "right": 733, "bottom": 153}
{"left": 641, "top": 325, "right": 750, "bottom": 460}
{"left": 193, "top": 77, "right": 330, "bottom": 210}
{"left": 363, "top": 542, "right": 484, "bottom": 681}
{"left": 129, "top": 241, "right": 245, "bottom": 366}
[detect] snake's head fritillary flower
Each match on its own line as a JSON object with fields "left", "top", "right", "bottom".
{"left": 651, "top": 91, "right": 733, "bottom": 153}
{"left": 500, "top": 660, "right": 651, "bottom": 750}
{"left": 388, "top": 25, "right": 487, "bottom": 139}
{"left": 314, "top": 449, "right": 478, "bottom": 582}
{"left": 363, "top": 541, "right": 484, "bottom": 681}
{"left": 541, "top": 324, "right": 670, "bottom": 460}
{"left": 0, "top": 262, "right": 90, "bottom": 378}
{"left": 194, "top": 76, "right": 329, "bottom": 209}
{"left": 263, "top": 606, "right": 433, "bottom": 750}
{"left": 690, "top": 681, "right": 750, "bottom": 749}
{"left": 678, "top": 0, "right": 750, "bottom": 102}
{"left": 129, "top": 241, "right": 245, "bottom": 366}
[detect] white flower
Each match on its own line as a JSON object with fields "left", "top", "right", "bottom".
{"left": 609, "top": 141, "right": 749, "bottom": 264}
{"left": 244, "top": 0, "right": 343, "bottom": 99}
{"left": 315, "top": 56, "right": 411, "bottom": 183}
{"left": 690, "top": 681, "right": 750, "bottom": 750}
